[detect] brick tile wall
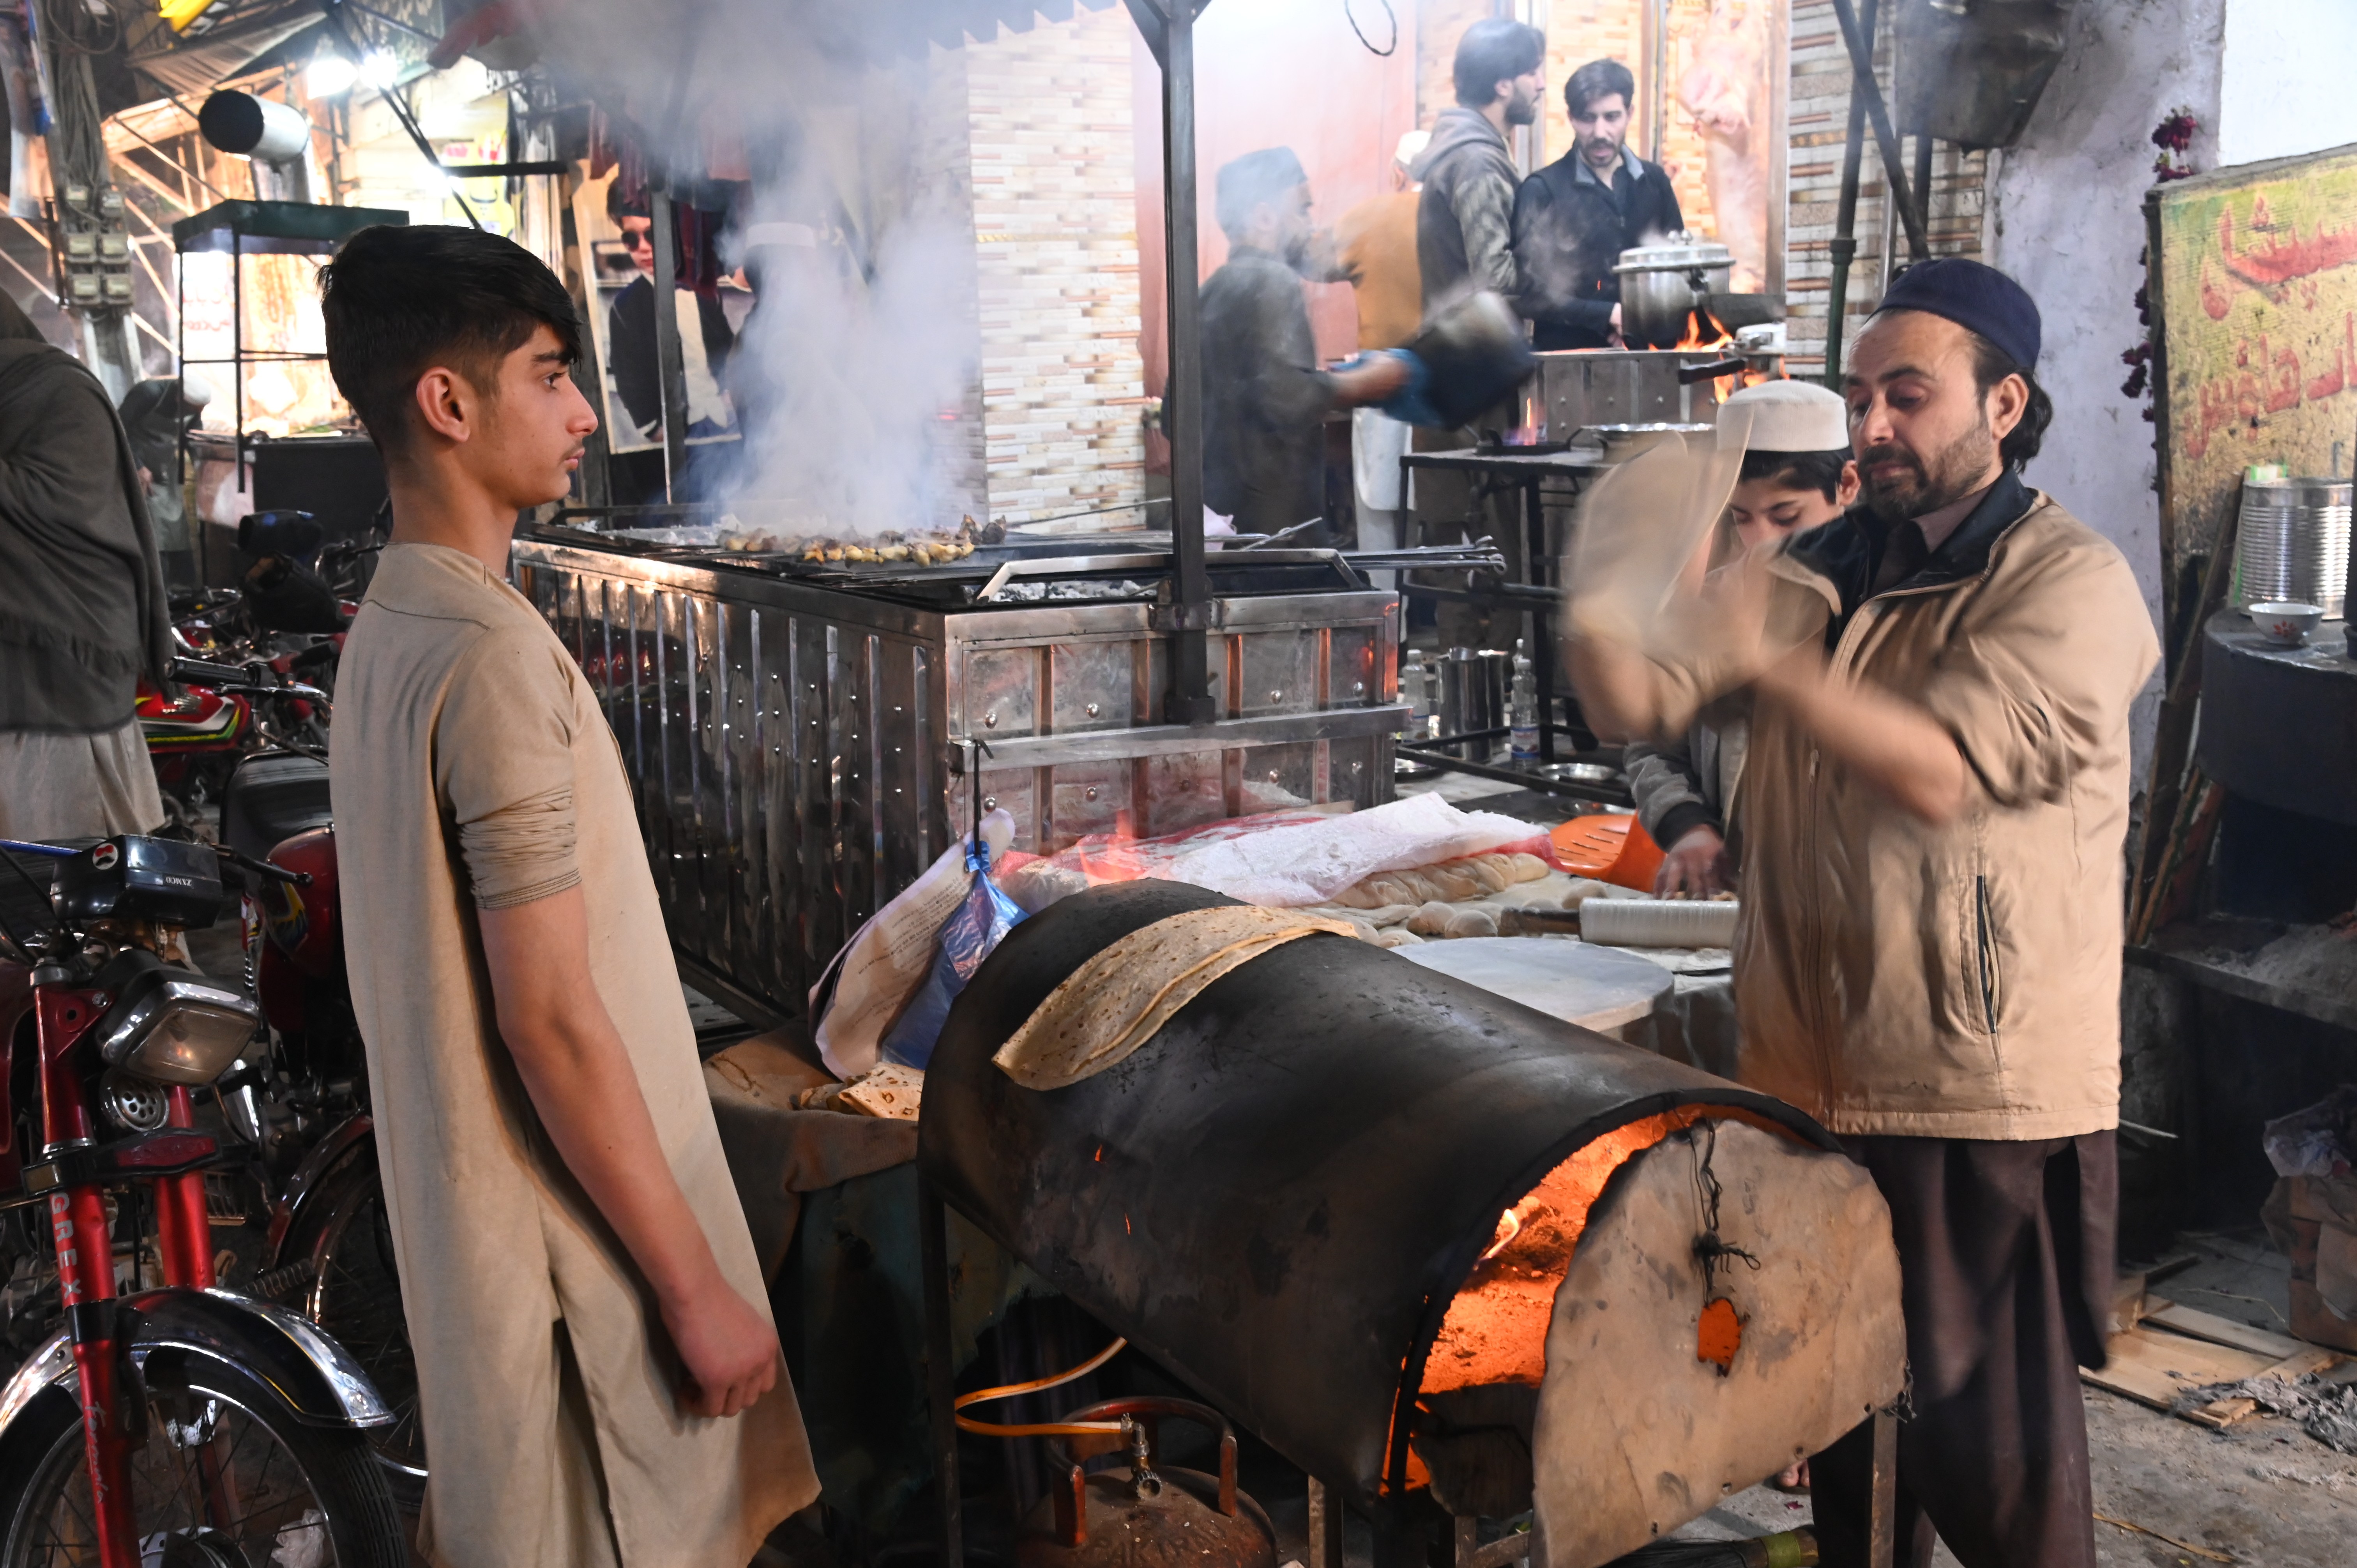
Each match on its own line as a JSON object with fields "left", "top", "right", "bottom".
{"left": 1419, "top": 0, "right": 1502, "bottom": 128}
{"left": 1783, "top": 0, "right": 1986, "bottom": 377}
{"left": 1541, "top": 0, "right": 1645, "bottom": 167}
{"left": 963, "top": 6, "right": 1149, "bottom": 525}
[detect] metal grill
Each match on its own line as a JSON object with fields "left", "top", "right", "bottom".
{"left": 511, "top": 540, "right": 1406, "bottom": 1021}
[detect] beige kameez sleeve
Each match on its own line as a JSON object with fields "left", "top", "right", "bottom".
{"left": 433, "top": 623, "right": 584, "bottom": 909}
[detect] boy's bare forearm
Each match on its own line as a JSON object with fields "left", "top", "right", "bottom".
{"left": 478, "top": 890, "right": 723, "bottom": 1307}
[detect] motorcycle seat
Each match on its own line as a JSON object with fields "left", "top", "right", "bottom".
{"left": 222, "top": 752, "right": 333, "bottom": 865}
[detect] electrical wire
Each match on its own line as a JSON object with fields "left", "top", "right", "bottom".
{"left": 1345, "top": 0, "right": 1397, "bottom": 57}
{"left": 952, "top": 1337, "right": 1129, "bottom": 1437}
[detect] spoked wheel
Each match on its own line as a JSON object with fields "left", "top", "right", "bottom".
{"left": 0, "top": 1357, "right": 403, "bottom": 1568}
{"left": 288, "top": 1146, "right": 424, "bottom": 1500}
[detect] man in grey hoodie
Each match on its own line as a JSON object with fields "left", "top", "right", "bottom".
{"left": 1416, "top": 18, "right": 1544, "bottom": 316}
{"left": 1409, "top": 19, "right": 1544, "bottom": 647}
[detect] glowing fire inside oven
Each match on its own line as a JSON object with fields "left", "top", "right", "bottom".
{"left": 1421, "top": 1105, "right": 1790, "bottom": 1397}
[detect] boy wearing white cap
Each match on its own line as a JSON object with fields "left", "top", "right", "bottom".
{"left": 1626, "top": 379, "right": 1857, "bottom": 899}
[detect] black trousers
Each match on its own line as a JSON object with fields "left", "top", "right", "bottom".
{"left": 1813, "top": 1132, "right": 2118, "bottom": 1568}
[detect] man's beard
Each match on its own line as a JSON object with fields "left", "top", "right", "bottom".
{"left": 1580, "top": 134, "right": 1620, "bottom": 165}
{"left": 1860, "top": 415, "right": 1999, "bottom": 521}
{"left": 1280, "top": 231, "right": 1311, "bottom": 271}
{"left": 1506, "top": 85, "right": 1540, "bottom": 127}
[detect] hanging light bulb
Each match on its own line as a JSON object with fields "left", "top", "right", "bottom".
{"left": 305, "top": 50, "right": 357, "bottom": 97}
{"left": 358, "top": 51, "right": 401, "bottom": 90}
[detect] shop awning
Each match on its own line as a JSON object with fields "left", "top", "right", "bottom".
{"left": 173, "top": 200, "right": 408, "bottom": 256}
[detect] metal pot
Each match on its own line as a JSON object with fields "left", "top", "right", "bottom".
{"left": 1613, "top": 233, "right": 1734, "bottom": 348}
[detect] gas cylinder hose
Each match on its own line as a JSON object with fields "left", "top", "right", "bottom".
{"left": 952, "top": 1337, "right": 1129, "bottom": 1436}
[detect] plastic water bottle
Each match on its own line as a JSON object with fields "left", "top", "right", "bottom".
{"left": 1509, "top": 640, "right": 1539, "bottom": 762}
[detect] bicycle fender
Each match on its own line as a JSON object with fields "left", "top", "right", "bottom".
{"left": 0, "top": 1287, "right": 392, "bottom": 1441}
{"left": 0, "top": 1328, "right": 71, "bottom": 1450}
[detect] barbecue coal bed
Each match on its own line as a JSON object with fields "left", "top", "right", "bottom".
{"left": 921, "top": 881, "right": 1905, "bottom": 1568}
{"left": 509, "top": 524, "right": 1408, "bottom": 1024}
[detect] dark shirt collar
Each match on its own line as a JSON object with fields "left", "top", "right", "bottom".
{"left": 1789, "top": 468, "right": 2036, "bottom": 622}
{"left": 1572, "top": 146, "right": 1642, "bottom": 189}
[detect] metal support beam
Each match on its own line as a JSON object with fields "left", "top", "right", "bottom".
{"left": 919, "top": 1174, "right": 965, "bottom": 1568}
{"left": 1820, "top": 0, "right": 1879, "bottom": 388}
{"left": 648, "top": 188, "right": 691, "bottom": 501}
{"left": 1829, "top": 0, "right": 1928, "bottom": 261}
{"left": 1868, "top": 1406, "right": 1899, "bottom": 1568}
{"left": 1129, "top": 0, "right": 1217, "bottom": 724}
{"left": 1912, "top": 127, "right": 1935, "bottom": 244}
{"left": 1306, "top": 1476, "right": 1345, "bottom": 1568}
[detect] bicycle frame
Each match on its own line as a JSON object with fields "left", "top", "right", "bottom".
{"left": 35, "top": 978, "right": 219, "bottom": 1568}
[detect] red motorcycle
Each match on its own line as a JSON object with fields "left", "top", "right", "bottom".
{"left": 141, "top": 652, "right": 337, "bottom": 838}
{"left": 203, "top": 740, "right": 424, "bottom": 1498}
{"left": 0, "top": 834, "right": 405, "bottom": 1566}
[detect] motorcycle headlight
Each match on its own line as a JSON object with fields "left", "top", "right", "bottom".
{"left": 94, "top": 966, "right": 261, "bottom": 1086}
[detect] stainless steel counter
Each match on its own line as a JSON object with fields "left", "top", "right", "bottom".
{"left": 511, "top": 536, "right": 1406, "bottom": 1022}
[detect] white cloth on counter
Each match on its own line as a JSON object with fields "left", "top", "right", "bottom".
{"left": 1152, "top": 792, "right": 1535, "bottom": 907}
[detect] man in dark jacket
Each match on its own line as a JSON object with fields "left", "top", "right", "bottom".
{"left": 0, "top": 286, "right": 171, "bottom": 839}
{"left": 1200, "top": 148, "right": 1406, "bottom": 533}
{"left": 1416, "top": 18, "right": 1544, "bottom": 316}
{"left": 1514, "top": 58, "right": 1684, "bottom": 350}
{"left": 605, "top": 185, "right": 737, "bottom": 442}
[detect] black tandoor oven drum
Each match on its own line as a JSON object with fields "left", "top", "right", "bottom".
{"left": 919, "top": 879, "right": 1846, "bottom": 1514}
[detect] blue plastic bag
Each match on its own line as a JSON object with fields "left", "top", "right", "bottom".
{"left": 878, "top": 835, "right": 1025, "bottom": 1069}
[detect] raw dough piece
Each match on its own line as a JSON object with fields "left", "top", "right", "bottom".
{"left": 1407, "top": 901, "right": 1460, "bottom": 936}
{"left": 1441, "top": 906, "right": 1500, "bottom": 939}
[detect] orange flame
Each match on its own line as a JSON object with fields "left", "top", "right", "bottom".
{"left": 1672, "top": 305, "right": 1736, "bottom": 353}
{"left": 1673, "top": 304, "right": 1742, "bottom": 403}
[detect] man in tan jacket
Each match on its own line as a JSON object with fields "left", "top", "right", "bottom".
{"left": 1569, "top": 258, "right": 2159, "bottom": 1568}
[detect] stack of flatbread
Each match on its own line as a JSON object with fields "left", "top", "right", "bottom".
{"left": 994, "top": 906, "right": 1355, "bottom": 1090}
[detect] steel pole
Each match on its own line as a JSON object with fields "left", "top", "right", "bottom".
{"left": 1829, "top": 0, "right": 1928, "bottom": 260}
{"left": 1149, "top": 1, "right": 1216, "bottom": 724}
{"left": 1820, "top": 0, "right": 1879, "bottom": 389}
{"left": 648, "top": 188, "right": 691, "bottom": 502}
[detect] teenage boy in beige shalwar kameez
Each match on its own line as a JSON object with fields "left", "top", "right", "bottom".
{"left": 320, "top": 224, "right": 816, "bottom": 1567}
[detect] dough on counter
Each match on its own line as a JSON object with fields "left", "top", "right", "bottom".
{"left": 1406, "top": 901, "right": 1460, "bottom": 935}
{"left": 1440, "top": 906, "right": 1500, "bottom": 939}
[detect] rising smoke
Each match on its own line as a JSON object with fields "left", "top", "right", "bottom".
{"left": 541, "top": 0, "right": 984, "bottom": 537}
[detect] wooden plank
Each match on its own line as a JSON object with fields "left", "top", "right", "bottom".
{"left": 2259, "top": 1346, "right": 2341, "bottom": 1381}
{"left": 2081, "top": 1324, "right": 2277, "bottom": 1411}
{"left": 2145, "top": 1301, "right": 2311, "bottom": 1361}
{"left": 2182, "top": 1396, "right": 2258, "bottom": 1431}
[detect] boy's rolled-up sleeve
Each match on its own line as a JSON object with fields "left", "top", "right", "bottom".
{"left": 433, "top": 626, "right": 583, "bottom": 909}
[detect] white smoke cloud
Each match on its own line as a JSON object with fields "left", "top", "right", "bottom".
{"left": 536, "top": 1, "right": 985, "bottom": 537}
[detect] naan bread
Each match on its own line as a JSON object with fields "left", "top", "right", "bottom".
{"left": 993, "top": 906, "right": 1355, "bottom": 1091}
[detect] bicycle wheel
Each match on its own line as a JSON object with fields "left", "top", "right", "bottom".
{"left": 0, "top": 1354, "right": 405, "bottom": 1568}
{"left": 290, "top": 1145, "right": 424, "bottom": 1496}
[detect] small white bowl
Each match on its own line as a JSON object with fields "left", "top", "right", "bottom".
{"left": 2249, "top": 600, "right": 2325, "bottom": 646}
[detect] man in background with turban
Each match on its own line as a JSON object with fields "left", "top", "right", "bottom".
{"left": 1200, "top": 147, "right": 1407, "bottom": 537}
{"left": 1568, "top": 258, "right": 2159, "bottom": 1568}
